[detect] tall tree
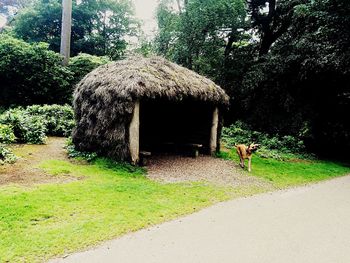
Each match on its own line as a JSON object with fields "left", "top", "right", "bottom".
{"left": 241, "top": 0, "right": 350, "bottom": 154}
{"left": 11, "top": 0, "right": 139, "bottom": 59}
{"left": 156, "top": 0, "right": 247, "bottom": 77}
{"left": 248, "top": 0, "right": 307, "bottom": 56}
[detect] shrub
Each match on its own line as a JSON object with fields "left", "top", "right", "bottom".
{"left": 69, "top": 53, "right": 109, "bottom": 85}
{"left": 0, "top": 145, "right": 17, "bottom": 165}
{"left": 0, "top": 124, "right": 16, "bottom": 143}
{"left": 26, "top": 104, "right": 75, "bottom": 136}
{"left": 222, "top": 121, "right": 310, "bottom": 159}
{"left": 0, "top": 109, "right": 47, "bottom": 144}
{"left": 65, "top": 138, "right": 97, "bottom": 162}
{"left": 0, "top": 105, "right": 75, "bottom": 144}
{"left": 0, "top": 35, "right": 73, "bottom": 107}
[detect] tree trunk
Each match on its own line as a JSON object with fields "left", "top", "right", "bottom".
{"left": 176, "top": 0, "right": 182, "bottom": 14}
{"left": 224, "top": 31, "right": 235, "bottom": 58}
{"left": 259, "top": 30, "right": 274, "bottom": 56}
{"left": 60, "top": 0, "right": 72, "bottom": 66}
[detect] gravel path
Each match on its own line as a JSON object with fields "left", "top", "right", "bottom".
{"left": 146, "top": 155, "right": 271, "bottom": 188}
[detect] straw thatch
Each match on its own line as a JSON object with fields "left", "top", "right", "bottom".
{"left": 72, "top": 56, "right": 229, "bottom": 161}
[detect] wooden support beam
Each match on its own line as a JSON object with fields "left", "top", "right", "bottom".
{"left": 129, "top": 101, "right": 140, "bottom": 164}
{"left": 209, "top": 107, "right": 219, "bottom": 155}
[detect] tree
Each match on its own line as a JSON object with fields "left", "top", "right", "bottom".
{"left": 0, "top": 35, "right": 73, "bottom": 106}
{"left": 156, "top": 0, "right": 247, "bottom": 77}
{"left": 155, "top": 0, "right": 350, "bottom": 156}
{"left": 241, "top": 0, "right": 350, "bottom": 154}
{"left": 60, "top": 0, "right": 72, "bottom": 65}
{"left": 247, "top": 0, "right": 307, "bottom": 57}
{"left": 11, "top": 0, "right": 139, "bottom": 59}
{"left": 0, "top": 0, "right": 34, "bottom": 17}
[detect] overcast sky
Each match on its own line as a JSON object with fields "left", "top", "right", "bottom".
{"left": 0, "top": 15, "right": 6, "bottom": 28}
{"left": 0, "top": 0, "right": 159, "bottom": 35}
{"left": 133, "top": 0, "right": 159, "bottom": 37}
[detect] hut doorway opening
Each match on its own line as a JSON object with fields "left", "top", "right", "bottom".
{"left": 138, "top": 99, "right": 218, "bottom": 156}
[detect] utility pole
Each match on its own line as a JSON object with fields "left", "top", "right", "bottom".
{"left": 60, "top": 0, "right": 72, "bottom": 66}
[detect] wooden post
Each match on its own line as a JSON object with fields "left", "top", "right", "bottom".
{"left": 209, "top": 107, "right": 219, "bottom": 155}
{"left": 60, "top": 0, "right": 72, "bottom": 66}
{"left": 129, "top": 101, "right": 140, "bottom": 164}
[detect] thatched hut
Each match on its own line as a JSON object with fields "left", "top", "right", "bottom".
{"left": 72, "top": 56, "right": 229, "bottom": 164}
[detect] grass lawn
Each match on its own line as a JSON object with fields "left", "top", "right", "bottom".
{"left": 0, "top": 158, "right": 263, "bottom": 263}
{"left": 1, "top": 142, "right": 349, "bottom": 262}
{"left": 252, "top": 156, "right": 350, "bottom": 188}
{"left": 220, "top": 149, "right": 350, "bottom": 188}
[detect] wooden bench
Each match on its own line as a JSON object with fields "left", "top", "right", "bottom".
{"left": 139, "top": 151, "right": 151, "bottom": 166}
{"left": 186, "top": 143, "right": 203, "bottom": 158}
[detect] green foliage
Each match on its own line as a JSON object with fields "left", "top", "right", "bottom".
{"left": 131, "top": 38, "right": 156, "bottom": 57}
{"left": 65, "top": 137, "right": 97, "bottom": 162}
{"left": 0, "top": 108, "right": 47, "bottom": 144}
{"left": 239, "top": 0, "right": 350, "bottom": 155}
{"left": 155, "top": 0, "right": 247, "bottom": 80}
{"left": 155, "top": 0, "right": 350, "bottom": 157}
{"left": 248, "top": 0, "right": 306, "bottom": 56}
{"left": 11, "top": 0, "right": 139, "bottom": 59}
{"left": 0, "top": 35, "right": 73, "bottom": 106}
{"left": 94, "top": 157, "right": 146, "bottom": 175}
{"left": 69, "top": 53, "right": 109, "bottom": 84}
{"left": 0, "top": 124, "right": 16, "bottom": 143}
{"left": 25, "top": 104, "right": 75, "bottom": 137}
{"left": 222, "top": 121, "right": 311, "bottom": 160}
{"left": 0, "top": 0, "right": 35, "bottom": 17}
{"left": 0, "top": 145, "right": 17, "bottom": 165}
{"left": 0, "top": 105, "right": 75, "bottom": 144}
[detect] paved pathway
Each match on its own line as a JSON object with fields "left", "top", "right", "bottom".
{"left": 51, "top": 176, "right": 350, "bottom": 263}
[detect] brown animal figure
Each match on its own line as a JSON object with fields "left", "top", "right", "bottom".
{"left": 235, "top": 143, "right": 260, "bottom": 172}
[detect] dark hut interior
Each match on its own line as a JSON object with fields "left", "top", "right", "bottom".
{"left": 139, "top": 99, "right": 214, "bottom": 155}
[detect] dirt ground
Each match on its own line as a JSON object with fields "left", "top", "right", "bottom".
{"left": 1, "top": 138, "right": 271, "bottom": 189}
{"left": 146, "top": 155, "right": 272, "bottom": 188}
{"left": 0, "top": 137, "right": 76, "bottom": 186}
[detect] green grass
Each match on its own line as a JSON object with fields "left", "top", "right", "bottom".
{"left": 252, "top": 156, "right": 350, "bottom": 187}
{"left": 3, "top": 148, "right": 348, "bottom": 262}
{"left": 0, "top": 158, "right": 263, "bottom": 262}
{"left": 219, "top": 149, "right": 350, "bottom": 188}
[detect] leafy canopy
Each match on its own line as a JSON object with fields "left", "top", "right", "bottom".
{"left": 11, "top": 0, "right": 139, "bottom": 59}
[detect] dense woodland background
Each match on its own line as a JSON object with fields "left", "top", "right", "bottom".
{"left": 0, "top": 0, "right": 349, "bottom": 157}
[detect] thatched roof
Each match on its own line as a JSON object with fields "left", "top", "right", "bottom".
{"left": 72, "top": 56, "right": 229, "bottom": 161}
{"left": 75, "top": 56, "right": 229, "bottom": 104}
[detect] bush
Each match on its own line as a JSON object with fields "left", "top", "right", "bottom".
{"left": 0, "top": 105, "right": 75, "bottom": 144}
{"left": 222, "top": 121, "right": 310, "bottom": 160}
{"left": 0, "top": 35, "right": 73, "bottom": 107}
{"left": 0, "top": 108, "right": 47, "bottom": 144}
{"left": 26, "top": 104, "right": 75, "bottom": 137}
{"left": 0, "top": 145, "right": 17, "bottom": 165}
{"left": 69, "top": 53, "right": 109, "bottom": 85}
{"left": 0, "top": 124, "right": 16, "bottom": 143}
{"left": 65, "top": 137, "right": 97, "bottom": 162}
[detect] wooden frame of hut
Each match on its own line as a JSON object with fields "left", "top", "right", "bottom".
{"left": 72, "top": 57, "right": 229, "bottom": 164}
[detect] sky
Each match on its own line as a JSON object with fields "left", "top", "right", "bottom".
{"left": 133, "top": 0, "right": 159, "bottom": 37}
{"left": 0, "top": 15, "right": 6, "bottom": 28}
{"left": 0, "top": 0, "right": 159, "bottom": 35}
